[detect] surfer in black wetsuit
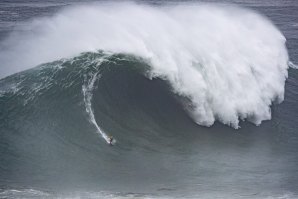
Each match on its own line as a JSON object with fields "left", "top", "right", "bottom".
{"left": 108, "top": 136, "right": 114, "bottom": 146}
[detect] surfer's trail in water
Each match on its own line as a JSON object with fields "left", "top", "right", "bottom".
{"left": 82, "top": 57, "right": 111, "bottom": 143}
{"left": 0, "top": 1, "right": 298, "bottom": 198}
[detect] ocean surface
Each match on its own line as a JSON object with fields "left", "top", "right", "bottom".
{"left": 0, "top": 0, "right": 298, "bottom": 198}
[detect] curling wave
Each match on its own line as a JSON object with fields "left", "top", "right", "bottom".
{"left": 0, "top": 2, "right": 289, "bottom": 128}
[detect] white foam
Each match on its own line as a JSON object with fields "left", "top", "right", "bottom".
{"left": 0, "top": 2, "right": 289, "bottom": 128}
{"left": 289, "top": 61, "right": 298, "bottom": 69}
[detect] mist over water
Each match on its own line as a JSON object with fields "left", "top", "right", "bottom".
{"left": 0, "top": 1, "right": 298, "bottom": 199}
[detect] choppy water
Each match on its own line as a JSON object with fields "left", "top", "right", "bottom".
{"left": 0, "top": 0, "right": 298, "bottom": 198}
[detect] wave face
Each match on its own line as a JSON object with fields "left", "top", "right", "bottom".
{"left": 0, "top": 3, "right": 289, "bottom": 128}
{"left": 0, "top": 51, "right": 296, "bottom": 198}
{"left": 0, "top": 52, "right": 198, "bottom": 190}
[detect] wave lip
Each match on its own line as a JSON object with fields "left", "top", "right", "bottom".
{"left": 0, "top": 3, "right": 290, "bottom": 128}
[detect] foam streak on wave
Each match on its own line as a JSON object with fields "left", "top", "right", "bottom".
{"left": 0, "top": 2, "right": 290, "bottom": 128}
{"left": 82, "top": 70, "right": 110, "bottom": 143}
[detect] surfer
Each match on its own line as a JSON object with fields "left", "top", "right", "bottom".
{"left": 108, "top": 136, "right": 114, "bottom": 146}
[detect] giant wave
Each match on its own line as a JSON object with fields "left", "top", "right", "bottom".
{"left": 0, "top": 2, "right": 289, "bottom": 129}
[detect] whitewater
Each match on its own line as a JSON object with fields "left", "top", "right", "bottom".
{"left": 0, "top": 2, "right": 290, "bottom": 129}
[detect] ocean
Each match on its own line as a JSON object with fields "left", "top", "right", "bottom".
{"left": 0, "top": 0, "right": 297, "bottom": 198}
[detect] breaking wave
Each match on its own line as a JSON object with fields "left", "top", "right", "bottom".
{"left": 0, "top": 2, "right": 289, "bottom": 128}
